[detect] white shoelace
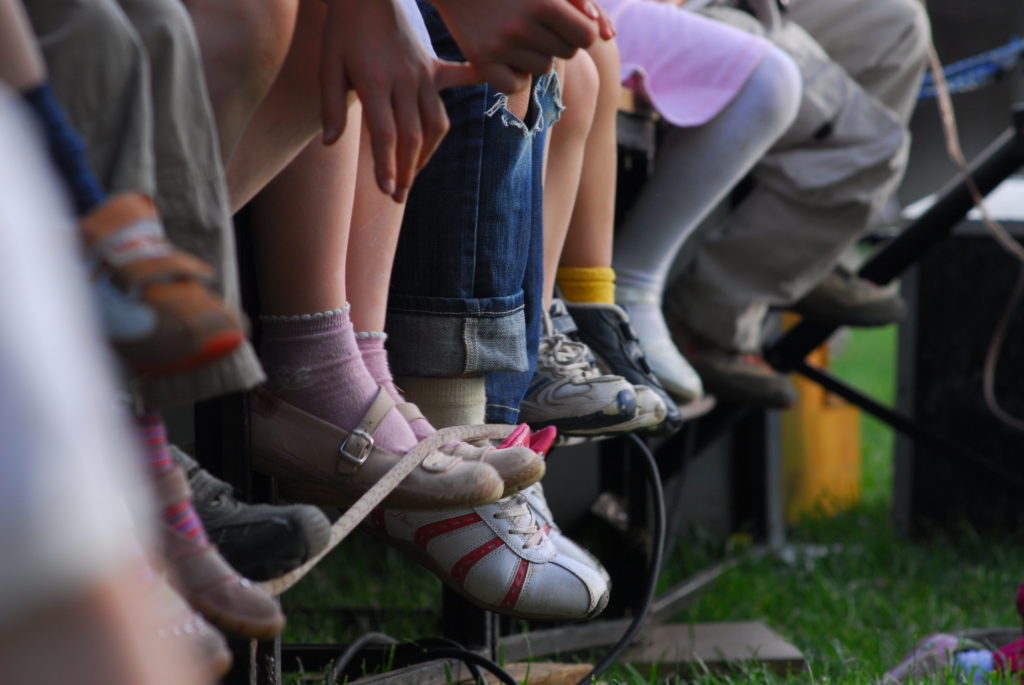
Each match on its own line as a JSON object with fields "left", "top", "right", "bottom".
{"left": 538, "top": 332, "right": 597, "bottom": 380}
{"left": 492, "top": 494, "right": 545, "bottom": 549}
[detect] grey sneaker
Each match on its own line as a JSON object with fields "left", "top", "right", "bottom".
{"left": 172, "top": 447, "right": 331, "bottom": 581}
{"left": 789, "top": 265, "right": 905, "bottom": 327}
{"left": 519, "top": 304, "right": 638, "bottom": 435}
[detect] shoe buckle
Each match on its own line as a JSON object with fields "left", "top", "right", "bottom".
{"left": 338, "top": 429, "right": 374, "bottom": 468}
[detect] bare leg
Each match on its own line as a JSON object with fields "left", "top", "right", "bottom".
{"left": 559, "top": 38, "right": 620, "bottom": 270}
{"left": 0, "top": 566, "right": 205, "bottom": 685}
{"left": 347, "top": 123, "right": 405, "bottom": 333}
{"left": 0, "top": 0, "right": 46, "bottom": 89}
{"left": 184, "top": 0, "right": 298, "bottom": 163}
{"left": 220, "top": 0, "right": 327, "bottom": 209}
{"left": 540, "top": 53, "right": 598, "bottom": 310}
{"left": 248, "top": 101, "right": 361, "bottom": 316}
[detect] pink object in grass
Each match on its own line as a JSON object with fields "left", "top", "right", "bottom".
{"left": 599, "top": 0, "right": 772, "bottom": 127}
{"left": 883, "top": 633, "right": 960, "bottom": 684}
{"left": 994, "top": 637, "right": 1024, "bottom": 675}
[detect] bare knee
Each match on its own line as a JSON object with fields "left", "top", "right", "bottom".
{"left": 556, "top": 49, "right": 599, "bottom": 138}
{"left": 185, "top": 0, "right": 297, "bottom": 107}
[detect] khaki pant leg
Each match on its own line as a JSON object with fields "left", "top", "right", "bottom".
{"left": 25, "top": 0, "right": 155, "bottom": 197}
{"left": 27, "top": 0, "right": 263, "bottom": 406}
{"left": 675, "top": 6, "right": 907, "bottom": 351}
{"left": 117, "top": 0, "right": 264, "bottom": 406}
{"left": 786, "top": 0, "right": 930, "bottom": 122}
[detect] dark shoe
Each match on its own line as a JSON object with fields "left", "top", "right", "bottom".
{"left": 561, "top": 300, "right": 683, "bottom": 435}
{"left": 173, "top": 447, "right": 332, "bottom": 582}
{"left": 687, "top": 348, "right": 797, "bottom": 409}
{"left": 789, "top": 265, "right": 905, "bottom": 327}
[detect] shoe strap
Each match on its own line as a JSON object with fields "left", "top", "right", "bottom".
{"left": 337, "top": 386, "right": 395, "bottom": 470}
{"left": 82, "top": 193, "right": 215, "bottom": 288}
{"left": 395, "top": 402, "right": 426, "bottom": 424}
{"left": 259, "top": 422, "right": 518, "bottom": 597}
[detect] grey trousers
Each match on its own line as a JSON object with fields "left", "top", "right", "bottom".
{"left": 26, "top": 0, "right": 265, "bottom": 406}
{"left": 673, "top": 0, "right": 930, "bottom": 352}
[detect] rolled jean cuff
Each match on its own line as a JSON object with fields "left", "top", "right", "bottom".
{"left": 387, "top": 291, "right": 528, "bottom": 377}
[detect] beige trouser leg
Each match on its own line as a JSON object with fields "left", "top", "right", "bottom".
{"left": 672, "top": 3, "right": 923, "bottom": 352}
{"left": 786, "top": 0, "right": 931, "bottom": 122}
{"left": 25, "top": 0, "right": 264, "bottom": 406}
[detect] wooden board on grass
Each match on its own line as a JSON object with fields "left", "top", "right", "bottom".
{"left": 457, "top": 662, "right": 593, "bottom": 685}
{"left": 623, "top": 621, "right": 806, "bottom": 676}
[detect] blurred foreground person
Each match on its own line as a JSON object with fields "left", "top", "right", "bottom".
{"left": 0, "top": 84, "right": 206, "bottom": 685}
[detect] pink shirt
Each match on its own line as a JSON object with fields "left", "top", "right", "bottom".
{"left": 600, "top": 0, "right": 772, "bottom": 126}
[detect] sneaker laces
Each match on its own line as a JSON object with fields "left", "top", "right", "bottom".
{"left": 492, "top": 494, "right": 545, "bottom": 549}
{"left": 538, "top": 332, "right": 598, "bottom": 381}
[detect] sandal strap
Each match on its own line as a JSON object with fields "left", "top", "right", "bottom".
{"left": 338, "top": 386, "right": 395, "bottom": 469}
{"left": 260, "top": 421, "right": 518, "bottom": 597}
{"left": 81, "top": 192, "right": 215, "bottom": 287}
{"left": 395, "top": 402, "right": 426, "bottom": 424}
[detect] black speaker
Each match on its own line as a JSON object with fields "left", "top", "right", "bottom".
{"left": 895, "top": 215, "right": 1024, "bottom": 534}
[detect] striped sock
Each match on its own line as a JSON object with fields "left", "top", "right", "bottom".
{"left": 135, "top": 410, "right": 209, "bottom": 545}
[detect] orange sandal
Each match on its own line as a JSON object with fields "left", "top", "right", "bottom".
{"left": 81, "top": 193, "right": 244, "bottom": 374}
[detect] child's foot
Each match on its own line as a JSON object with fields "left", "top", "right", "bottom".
{"left": 616, "top": 284, "right": 704, "bottom": 404}
{"left": 82, "top": 192, "right": 244, "bottom": 374}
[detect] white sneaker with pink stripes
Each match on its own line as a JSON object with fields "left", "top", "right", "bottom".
{"left": 370, "top": 493, "right": 609, "bottom": 621}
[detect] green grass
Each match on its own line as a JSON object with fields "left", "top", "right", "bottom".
{"left": 830, "top": 325, "right": 898, "bottom": 507}
{"left": 280, "top": 326, "right": 1023, "bottom": 683}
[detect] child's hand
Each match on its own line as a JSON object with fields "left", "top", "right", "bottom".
{"left": 431, "top": 0, "right": 609, "bottom": 94}
{"left": 320, "top": 0, "right": 479, "bottom": 202}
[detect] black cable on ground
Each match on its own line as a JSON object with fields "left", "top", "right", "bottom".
{"left": 324, "top": 432, "right": 667, "bottom": 685}
{"left": 411, "top": 637, "right": 484, "bottom": 683}
{"left": 573, "top": 433, "right": 666, "bottom": 684}
{"left": 416, "top": 648, "right": 519, "bottom": 685}
{"left": 324, "top": 632, "right": 399, "bottom": 684}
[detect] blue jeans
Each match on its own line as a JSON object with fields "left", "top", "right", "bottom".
{"left": 386, "top": 2, "right": 562, "bottom": 424}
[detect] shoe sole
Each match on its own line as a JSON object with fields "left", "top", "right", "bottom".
{"left": 498, "top": 459, "right": 547, "bottom": 497}
{"left": 188, "top": 595, "right": 285, "bottom": 641}
{"left": 128, "top": 330, "right": 244, "bottom": 375}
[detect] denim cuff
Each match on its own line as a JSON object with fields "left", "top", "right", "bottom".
{"left": 386, "top": 291, "right": 528, "bottom": 377}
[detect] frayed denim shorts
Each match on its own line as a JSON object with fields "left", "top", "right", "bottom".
{"left": 386, "top": 2, "right": 563, "bottom": 423}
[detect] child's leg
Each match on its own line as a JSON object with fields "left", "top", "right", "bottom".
{"left": 247, "top": 112, "right": 421, "bottom": 456}
{"left": 541, "top": 53, "right": 597, "bottom": 312}
{"left": 557, "top": 36, "right": 619, "bottom": 284}
{"left": 613, "top": 47, "right": 800, "bottom": 403}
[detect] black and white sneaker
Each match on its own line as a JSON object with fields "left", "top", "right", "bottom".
{"left": 562, "top": 300, "right": 684, "bottom": 435}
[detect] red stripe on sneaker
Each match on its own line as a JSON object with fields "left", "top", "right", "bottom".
{"left": 543, "top": 523, "right": 551, "bottom": 535}
{"left": 500, "top": 559, "right": 530, "bottom": 609}
{"left": 414, "top": 513, "right": 483, "bottom": 548}
{"left": 450, "top": 537, "right": 503, "bottom": 586}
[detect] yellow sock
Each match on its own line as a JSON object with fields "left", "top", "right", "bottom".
{"left": 557, "top": 266, "right": 616, "bottom": 305}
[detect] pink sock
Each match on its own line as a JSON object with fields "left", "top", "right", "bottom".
{"left": 356, "top": 331, "right": 435, "bottom": 441}
{"left": 260, "top": 307, "right": 417, "bottom": 456}
{"left": 135, "top": 410, "right": 209, "bottom": 545}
